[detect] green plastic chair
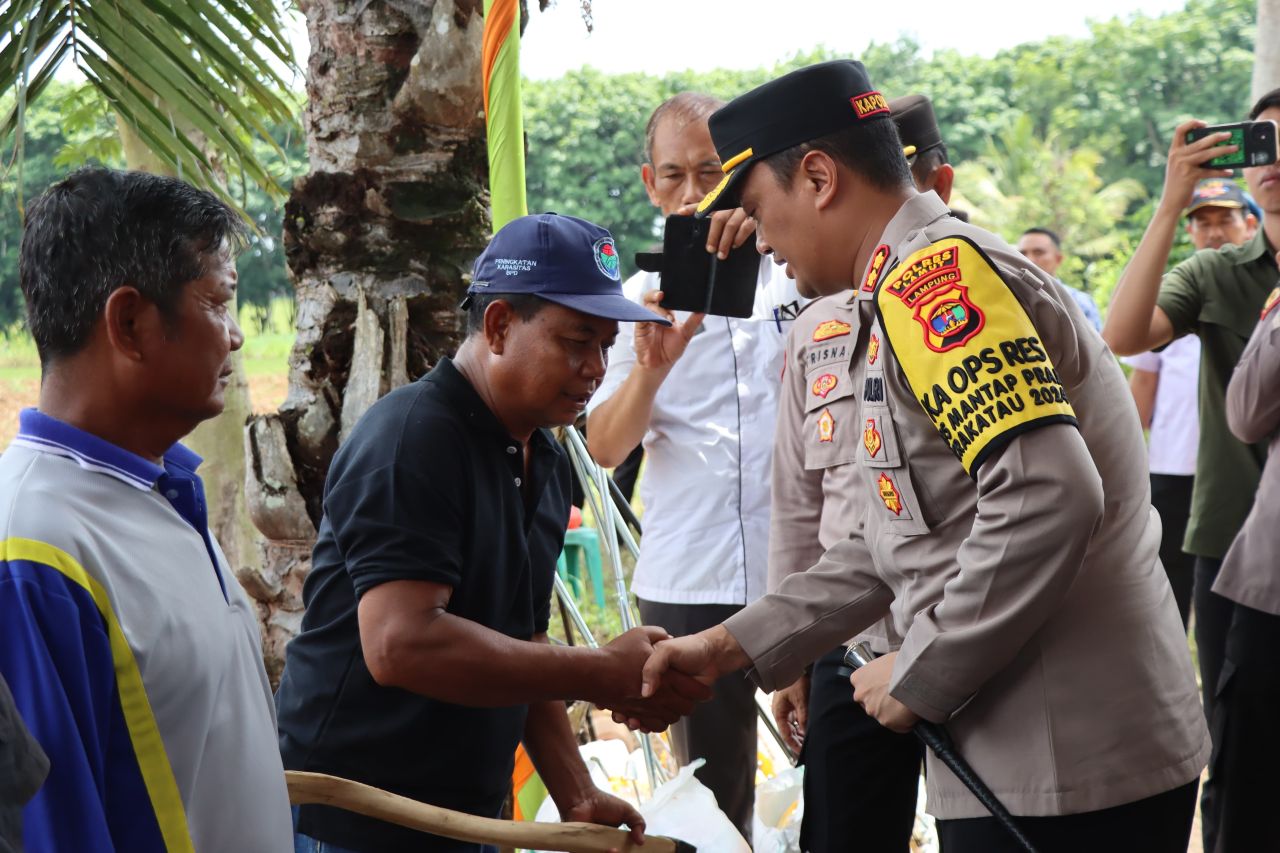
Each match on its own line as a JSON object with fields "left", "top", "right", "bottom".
{"left": 557, "top": 527, "right": 605, "bottom": 609}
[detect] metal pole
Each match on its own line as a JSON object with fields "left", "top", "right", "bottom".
{"left": 562, "top": 427, "right": 664, "bottom": 790}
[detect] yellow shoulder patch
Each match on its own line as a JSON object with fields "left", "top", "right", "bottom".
{"left": 876, "top": 236, "right": 1077, "bottom": 475}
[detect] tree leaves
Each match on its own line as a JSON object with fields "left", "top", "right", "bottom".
{"left": 0, "top": 0, "right": 301, "bottom": 214}
{"left": 524, "top": 0, "right": 1255, "bottom": 294}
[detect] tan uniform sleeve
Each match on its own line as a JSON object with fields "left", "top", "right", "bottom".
{"left": 890, "top": 423, "right": 1104, "bottom": 724}
{"left": 1227, "top": 302, "right": 1280, "bottom": 445}
{"left": 767, "top": 324, "right": 828, "bottom": 592}
{"left": 724, "top": 534, "right": 892, "bottom": 692}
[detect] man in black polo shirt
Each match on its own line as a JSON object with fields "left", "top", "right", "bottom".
{"left": 277, "top": 213, "right": 702, "bottom": 853}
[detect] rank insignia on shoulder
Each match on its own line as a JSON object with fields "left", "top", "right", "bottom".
{"left": 862, "top": 244, "right": 891, "bottom": 292}
{"left": 817, "top": 408, "right": 835, "bottom": 443}
{"left": 811, "top": 373, "right": 839, "bottom": 399}
{"left": 812, "top": 319, "right": 852, "bottom": 341}
{"left": 863, "top": 418, "right": 882, "bottom": 458}
{"left": 867, "top": 334, "right": 880, "bottom": 365}
{"left": 1262, "top": 286, "right": 1280, "bottom": 320}
{"left": 877, "top": 473, "right": 902, "bottom": 516}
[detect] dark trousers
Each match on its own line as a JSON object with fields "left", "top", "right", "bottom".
{"left": 1193, "top": 555, "right": 1234, "bottom": 848}
{"left": 937, "top": 780, "right": 1196, "bottom": 853}
{"left": 636, "top": 599, "right": 756, "bottom": 842}
{"left": 1202, "top": 603, "right": 1280, "bottom": 853}
{"left": 800, "top": 647, "right": 923, "bottom": 853}
{"left": 1150, "top": 474, "right": 1195, "bottom": 627}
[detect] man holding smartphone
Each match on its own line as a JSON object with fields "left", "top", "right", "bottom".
{"left": 1103, "top": 88, "right": 1280, "bottom": 851}
{"left": 585, "top": 92, "right": 802, "bottom": 841}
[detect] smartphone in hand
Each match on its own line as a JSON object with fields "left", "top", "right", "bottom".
{"left": 634, "top": 215, "right": 759, "bottom": 318}
{"left": 1186, "top": 120, "right": 1278, "bottom": 168}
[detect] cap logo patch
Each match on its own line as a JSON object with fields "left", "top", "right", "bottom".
{"left": 593, "top": 237, "right": 621, "bottom": 280}
{"left": 851, "top": 91, "right": 889, "bottom": 119}
{"left": 1199, "top": 181, "right": 1230, "bottom": 197}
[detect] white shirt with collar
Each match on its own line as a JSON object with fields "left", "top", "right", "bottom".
{"left": 588, "top": 259, "right": 802, "bottom": 605}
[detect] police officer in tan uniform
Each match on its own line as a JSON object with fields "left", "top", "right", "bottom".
{"left": 640, "top": 60, "right": 1209, "bottom": 852}
{"left": 769, "top": 94, "right": 950, "bottom": 853}
{"left": 1207, "top": 281, "right": 1280, "bottom": 851}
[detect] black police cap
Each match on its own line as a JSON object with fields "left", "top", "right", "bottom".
{"left": 696, "top": 60, "right": 892, "bottom": 216}
{"left": 889, "top": 94, "right": 943, "bottom": 159}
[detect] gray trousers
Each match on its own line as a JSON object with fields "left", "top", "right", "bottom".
{"left": 636, "top": 599, "right": 756, "bottom": 842}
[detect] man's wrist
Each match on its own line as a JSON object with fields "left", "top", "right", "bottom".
{"left": 706, "top": 624, "right": 751, "bottom": 673}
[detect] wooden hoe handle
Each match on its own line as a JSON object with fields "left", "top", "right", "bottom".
{"left": 286, "top": 770, "right": 687, "bottom": 853}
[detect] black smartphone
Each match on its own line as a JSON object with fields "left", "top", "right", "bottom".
{"left": 633, "top": 215, "right": 759, "bottom": 318}
{"left": 1185, "top": 120, "right": 1278, "bottom": 168}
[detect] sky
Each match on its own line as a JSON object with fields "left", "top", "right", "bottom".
{"left": 276, "top": 0, "right": 1195, "bottom": 82}
{"left": 515, "top": 0, "right": 1192, "bottom": 79}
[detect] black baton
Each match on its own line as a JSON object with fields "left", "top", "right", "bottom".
{"left": 839, "top": 642, "right": 1041, "bottom": 853}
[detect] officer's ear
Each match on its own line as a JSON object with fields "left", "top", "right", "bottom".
{"left": 799, "top": 149, "right": 839, "bottom": 211}
{"left": 929, "top": 163, "right": 955, "bottom": 206}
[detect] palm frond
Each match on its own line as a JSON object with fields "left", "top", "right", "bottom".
{"left": 0, "top": 0, "right": 302, "bottom": 214}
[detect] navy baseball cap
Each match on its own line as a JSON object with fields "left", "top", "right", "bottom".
{"left": 462, "top": 213, "right": 671, "bottom": 326}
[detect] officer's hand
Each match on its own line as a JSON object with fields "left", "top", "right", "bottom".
{"left": 674, "top": 204, "right": 757, "bottom": 259}
{"left": 641, "top": 625, "right": 750, "bottom": 698}
{"left": 1161, "top": 119, "right": 1236, "bottom": 214}
{"left": 850, "top": 652, "right": 920, "bottom": 734}
{"left": 632, "top": 290, "right": 704, "bottom": 371}
{"left": 772, "top": 675, "right": 810, "bottom": 753}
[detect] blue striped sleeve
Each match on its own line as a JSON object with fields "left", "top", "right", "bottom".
{"left": 0, "top": 554, "right": 168, "bottom": 853}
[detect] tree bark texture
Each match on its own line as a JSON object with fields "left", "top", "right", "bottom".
{"left": 245, "top": 0, "right": 491, "bottom": 684}
{"left": 1255, "top": 0, "right": 1280, "bottom": 102}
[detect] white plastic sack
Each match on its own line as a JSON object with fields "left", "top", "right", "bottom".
{"left": 532, "top": 758, "right": 747, "bottom": 853}
{"left": 639, "top": 760, "right": 750, "bottom": 853}
{"left": 751, "top": 765, "right": 804, "bottom": 853}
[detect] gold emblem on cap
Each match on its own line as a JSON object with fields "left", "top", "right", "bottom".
{"left": 720, "top": 147, "right": 754, "bottom": 173}
{"left": 697, "top": 172, "right": 732, "bottom": 214}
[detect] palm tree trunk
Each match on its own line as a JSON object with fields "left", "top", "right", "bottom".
{"left": 1255, "top": 0, "right": 1280, "bottom": 101}
{"left": 245, "top": 0, "right": 490, "bottom": 683}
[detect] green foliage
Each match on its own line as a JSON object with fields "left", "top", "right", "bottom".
{"left": 524, "top": 0, "right": 1257, "bottom": 295}
{"left": 0, "top": 82, "right": 305, "bottom": 329}
{"left": 0, "top": 0, "right": 300, "bottom": 211}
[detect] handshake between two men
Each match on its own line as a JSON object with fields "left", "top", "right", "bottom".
{"left": 597, "top": 624, "right": 920, "bottom": 736}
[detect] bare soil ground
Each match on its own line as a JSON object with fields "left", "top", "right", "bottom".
{"left": 0, "top": 373, "right": 289, "bottom": 448}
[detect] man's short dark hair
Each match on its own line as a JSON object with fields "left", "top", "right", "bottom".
{"left": 762, "top": 119, "right": 914, "bottom": 193}
{"left": 463, "top": 292, "right": 548, "bottom": 336}
{"left": 643, "top": 92, "right": 726, "bottom": 164}
{"left": 19, "top": 167, "right": 246, "bottom": 366}
{"left": 909, "top": 143, "right": 949, "bottom": 187}
{"left": 1249, "top": 87, "right": 1280, "bottom": 120}
{"left": 1021, "top": 226, "right": 1061, "bottom": 249}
